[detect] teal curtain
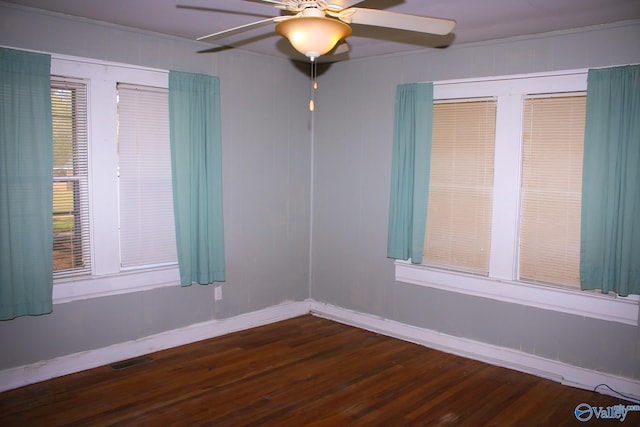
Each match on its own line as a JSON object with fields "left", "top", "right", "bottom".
{"left": 387, "top": 83, "right": 433, "bottom": 264}
{"left": 580, "top": 65, "right": 640, "bottom": 296}
{"left": 0, "top": 48, "right": 53, "bottom": 319}
{"left": 169, "top": 71, "right": 225, "bottom": 286}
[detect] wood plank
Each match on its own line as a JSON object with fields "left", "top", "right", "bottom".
{"left": 0, "top": 315, "right": 636, "bottom": 426}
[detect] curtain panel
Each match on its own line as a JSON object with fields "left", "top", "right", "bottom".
{"left": 0, "top": 48, "right": 53, "bottom": 319}
{"left": 169, "top": 71, "right": 225, "bottom": 286}
{"left": 580, "top": 65, "right": 640, "bottom": 296}
{"left": 387, "top": 82, "right": 434, "bottom": 264}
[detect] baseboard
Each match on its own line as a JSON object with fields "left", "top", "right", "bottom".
{"left": 309, "top": 301, "right": 640, "bottom": 402}
{"left": 3, "top": 298, "right": 638, "bottom": 402}
{"left": 0, "top": 300, "right": 311, "bottom": 393}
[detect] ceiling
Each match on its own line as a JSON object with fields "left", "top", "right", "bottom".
{"left": 5, "top": 0, "right": 640, "bottom": 62}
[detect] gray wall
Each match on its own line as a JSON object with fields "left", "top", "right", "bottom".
{"left": 310, "top": 21, "right": 640, "bottom": 380}
{"left": 0, "top": 3, "right": 311, "bottom": 369}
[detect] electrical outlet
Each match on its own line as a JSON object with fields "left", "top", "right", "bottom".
{"left": 214, "top": 286, "right": 222, "bottom": 301}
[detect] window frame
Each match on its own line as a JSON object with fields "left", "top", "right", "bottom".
{"left": 395, "top": 70, "right": 640, "bottom": 326}
{"left": 50, "top": 54, "right": 179, "bottom": 304}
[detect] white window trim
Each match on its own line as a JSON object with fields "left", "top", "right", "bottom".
{"left": 395, "top": 69, "right": 640, "bottom": 326}
{"left": 53, "top": 266, "right": 180, "bottom": 304}
{"left": 49, "top": 53, "right": 179, "bottom": 304}
{"left": 396, "top": 260, "right": 639, "bottom": 326}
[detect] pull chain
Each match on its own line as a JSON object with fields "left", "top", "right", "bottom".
{"left": 309, "top": 57, "right": 317, "bottom": 112}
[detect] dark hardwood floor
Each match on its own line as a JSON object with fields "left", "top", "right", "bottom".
{"left": 0, "top": 315, "right": 636, "bottom": 426}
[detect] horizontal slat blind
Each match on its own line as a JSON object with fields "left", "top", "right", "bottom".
{"left": 423, "top": 99, "right": 496, "bottom": 274}
{"left": 52, "top": 78, "right": 91, "bottom": 278}
{"left": 519, "top": 94, "right": 586, "bottom": 287}
{"left": 117, "top": 84, "right": 177, "bottom": 268}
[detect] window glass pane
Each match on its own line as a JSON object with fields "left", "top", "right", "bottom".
{"left": 519, "top": 94, "right": 586, "bottom": 287}
{"left": 423, "top": 99, "right": 496, "bottom": 274}
{"left": 51, "top": 80, "right": 90, "bottom": 277}
{"left": 117, "top": 84, "right": 177, "bottom": 268}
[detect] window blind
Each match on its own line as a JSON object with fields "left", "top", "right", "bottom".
{"left": 51, "top": 78, "right": 91, "bottom": 278}
{"left": 117, "top": 83, "right": 177, "bottom": 268}
{"left": 423, "top": 99, "right": 496, "bottom": 274}
{"left": 519, "top": 94, "right": 586, "bottom": 288}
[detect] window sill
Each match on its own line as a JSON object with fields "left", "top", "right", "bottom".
{"left": 395, "top": 260, "right": 639, "bottom": 326}
{"left": 53, "top": 266, "right": 180, "bottom": 304}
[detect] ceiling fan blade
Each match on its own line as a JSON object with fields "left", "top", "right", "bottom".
{"left": 343, "top": 8, "right": 456, "bottom": 36}
{"left": 325, "top": 0, "right": 365, "bottom": 10}
{"left": 197, "top": 16, "right": 291, "bottom": 42}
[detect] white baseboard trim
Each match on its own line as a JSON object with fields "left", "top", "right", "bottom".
{"left": 309, "top": 301, "right": 640, "bottom": 402}
{"left": 3, "top": 298, "right": 638, "bottom": 403}
{"left": 0, "top": 300, "right": 311, "bottom": 393}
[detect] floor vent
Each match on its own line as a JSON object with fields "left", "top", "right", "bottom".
{"left": 109, "top": 356, "right": 155, "bottom": 371}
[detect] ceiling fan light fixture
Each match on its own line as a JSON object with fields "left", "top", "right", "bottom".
{"left": 276, "top": 16, "right": 352, "bottom": 59}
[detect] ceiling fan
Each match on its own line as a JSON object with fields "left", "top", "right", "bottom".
{"left": 195, "top": 0, "right": 457, "bottom": 61}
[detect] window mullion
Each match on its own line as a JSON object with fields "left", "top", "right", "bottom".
{"left": 86, "top": 79, "right": 120, "bottom": 276}
{"left": 488, "top": 94, "right": 523, "bottom": 281}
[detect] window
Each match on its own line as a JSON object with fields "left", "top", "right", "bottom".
{"left": 49, "top": 54, "right": 179, "bottom": 304}
{"left": 423, "top": 84, "right": 583, "bottom": 285}
{"left": 117, "top": 84, "right": 177, "bottom": 269}
{"left": 51, "top": 78, "right": 90, "bottom": 278}
{"left": 519, "top": 94, "right": 586, "bottom": 288}
{"left": 396, "top": 71, "right": 639, "bottom": 326}
{"left": 424, "top": 99, "right": 496, "bottom": 275}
